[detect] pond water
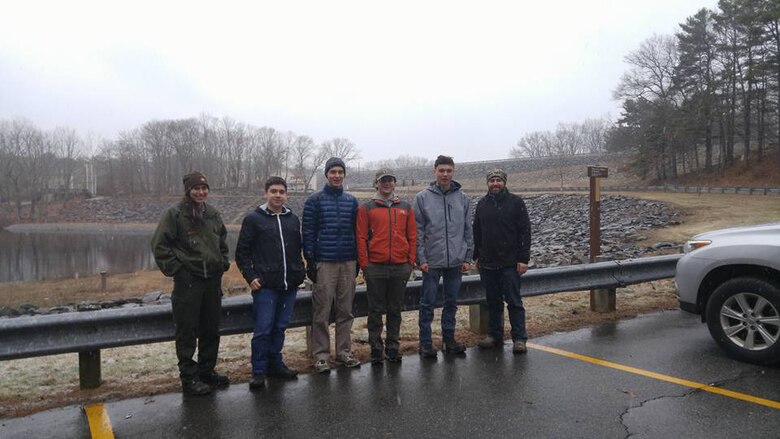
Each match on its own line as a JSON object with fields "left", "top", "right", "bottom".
{"left": 0, "top": 229, "right": 238, "bottom": 283}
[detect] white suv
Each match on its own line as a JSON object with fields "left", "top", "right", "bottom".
{"left": 676, "top": 223, "right": 780, "bottom": 365}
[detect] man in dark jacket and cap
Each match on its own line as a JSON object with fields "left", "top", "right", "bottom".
{"left": 235, "top": 176, "right": 304, "bottom": 390}
{"left": 302, "top": 157, "right": 361, "bottom": 373}
{"left": 472, "top": 168, "right": 532, "bottom": 354}
{"left": 151, "top": 171, "right": 231, "bottom": 395}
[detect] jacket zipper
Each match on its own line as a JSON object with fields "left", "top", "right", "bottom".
{"left": 443, "top": 192, "right": 450, "bottom": 266}
{"left": 387, "top": 203, "right": 393, "bottom": 264}
{"left": 275, "top": 213, "right": 288, "bottom": 290}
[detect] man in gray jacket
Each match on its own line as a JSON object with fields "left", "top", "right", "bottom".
{"left": 414, "top": 155, "right": 474, "bottom": 358}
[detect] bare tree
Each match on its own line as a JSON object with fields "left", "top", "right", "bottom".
{"left": 581, "top": 117, "right": 612, "bottom": 153}
{"left": 50, "top": 127, "right": 82, "bottom": 189}
{"left": 1, "top": 119, "right": 53, "bottom": 218}
{"left": 320, "top": 137, "right": 360, "bottom": 164}
{"left": 511, "top": 131, "right": 554, "bottom": 158}
{"left": 614, "top": 34, "right": 679, "bottom": 102}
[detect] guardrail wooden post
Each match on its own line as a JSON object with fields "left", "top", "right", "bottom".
{"left": 468, "top": 304, "right": 492, "bottom": 334}
{"left": 100, "top": 271, "right": 108, "bottom": 292}
{"left": 590, "top": 255, "right": 616, "bottom": 313}
{"left": 590, "top": 287, "right": 616, "bottom": 313}
{"left": 79, "top": 350, "right": 101, "bottom": 389}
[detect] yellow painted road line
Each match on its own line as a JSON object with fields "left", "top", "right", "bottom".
{"left": 527, "top": 342, "right": 780, "bottom": 410}
{"left": 85, "top": 403, "right": 115, "bottom": 439}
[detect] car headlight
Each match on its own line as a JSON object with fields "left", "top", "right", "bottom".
{"left": 683, "top": 240, "right": 711, "bottom": 254}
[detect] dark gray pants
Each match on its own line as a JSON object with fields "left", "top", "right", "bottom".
{"left": 171, "top": 271, "right": 222, "bottom": 381}
{"left": 364, "top": 263, "right": 412, "bottom": 352}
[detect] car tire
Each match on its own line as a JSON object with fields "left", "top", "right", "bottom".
{"left": 705, "top": 277, "right": 780, "bottom": 365}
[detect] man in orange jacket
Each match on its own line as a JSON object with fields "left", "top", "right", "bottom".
{"left": 356, "top": 169, "right": 417, "bottom": 364}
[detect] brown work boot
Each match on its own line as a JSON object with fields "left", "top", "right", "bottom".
{"left": 478, "top": 336, "right": 503, "bottom": 349}
{"left": 512, "top": 340, "right": 528, "bottom": 354}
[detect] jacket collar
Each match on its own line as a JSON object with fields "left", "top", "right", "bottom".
{"left": 427, "top": 180, "right": 462, "bottom": 196}
{"left": 323, "top": 184, "right": 344, "bottom": 195}
{"left": 372, "top": 193, "right": 399, "bottom": 206}
{"left": 179, "top": 199, "right": 213, "bottom": 217}
{"left": 257, "top": 203, "right": 291, "bottom": 216}
{"left": 486, "top": 188, "right": 509, "bottom": 201}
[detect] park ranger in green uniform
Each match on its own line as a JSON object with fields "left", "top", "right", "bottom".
{"left": 151, "top": 171, "right": 231, "bottom": 395}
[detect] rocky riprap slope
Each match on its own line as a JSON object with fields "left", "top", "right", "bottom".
{"left": 55, "top": 192, "right": 261, "bottom": 224}
{"left": 522, "top": 194, "right": 679, "bottom": 267}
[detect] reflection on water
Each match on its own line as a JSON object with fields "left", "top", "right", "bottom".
{"left": 0, "top": 229, "right": 238, "bottom": 283}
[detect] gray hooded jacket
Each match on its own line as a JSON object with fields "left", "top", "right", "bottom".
{"left": 413, "top": 180, "right": 474, "bottom": 268}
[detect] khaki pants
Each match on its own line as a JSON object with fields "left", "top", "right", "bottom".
{"left": 311, "top": 261, "right": 357, "bottom": 361}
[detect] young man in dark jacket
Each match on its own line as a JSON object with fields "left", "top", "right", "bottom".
{"left": 151, "top": 171, "right": 231, "bottom": 396}
{"left": 302, "top": 157, "right": 360, "bottom": 373}
{"left": 472, "top": 168, "right": 532, "bottom": 354}
{"left": 235, "top": 176, "right": 305, "bottom": 389}
{"left": 356, "top": 169, "right": 417, "bottom": 364}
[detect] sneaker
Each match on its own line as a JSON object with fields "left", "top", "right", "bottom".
{"left": 512, "top": 340, "right": 528, "bottom": 354}
{"left": 249, "top": 374, "right": 266, "bottom": 390}
{"left": 386, "top": 349, "right": 402, "bottom": 363}
{"left": 336, "top": 354, "right": 361, "bottom": 368}
{"left": 419, "top": 344, "right": 438, "bottom": 358}
{"left": 478, "top": 336, "right": 503, "bottom": 349}
{"left": 182, "top": 379, "right": 212, "bottom": 396}
{"left": 443, "top": 338, "right": 466, "bottom": 354}
{"left": 199, "top": 372, "right": 230, "bottom": 387}
{"left": 371, "top": 348, "right": 384, "bottom": 366}
{"left": 267, "top": 365, "right": 298, "bottom": 379}
{"left": 314, "top": 359, "right": 331, "bottom": 374}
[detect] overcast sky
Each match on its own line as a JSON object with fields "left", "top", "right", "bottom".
{"left": 0, "top": 0, "right": 715, "bottom": 164}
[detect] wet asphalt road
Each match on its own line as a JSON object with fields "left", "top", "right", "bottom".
{"left": 2, "top": 310, "right": 779, "bottom": 438}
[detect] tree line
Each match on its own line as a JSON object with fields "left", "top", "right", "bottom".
{"left": 608, "top": 0, "right": 780, "bottom": 179}
{"left": 0, "top": 115, "right": 360, "bottom": 219}
{"left": 512, "top": 1, "right": 780, "bottom": 180}
{"left": 510, "top": 118, "right": 612, "bottom": 158}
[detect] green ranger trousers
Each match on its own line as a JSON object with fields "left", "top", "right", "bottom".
{"left": 171, "top": 270, "right": 223, "bottom": 381}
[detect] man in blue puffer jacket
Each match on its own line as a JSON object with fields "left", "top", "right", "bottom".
{"left": 302, "top": 157, "right": 361, "bottom": 373}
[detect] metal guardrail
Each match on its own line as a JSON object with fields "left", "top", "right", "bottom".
{"left": 0, "top": 254, "right": 682, "bottom": 364}
{"left": 521, "top": 185, "right": 780, "bottom": 195}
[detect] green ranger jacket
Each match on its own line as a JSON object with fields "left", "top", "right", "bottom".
{"left": 151, "top": 200, "right": 230, "bottom": 279}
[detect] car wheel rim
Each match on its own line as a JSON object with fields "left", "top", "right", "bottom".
{"left": 719, "top": 292, "right": 780, "bottom": 351}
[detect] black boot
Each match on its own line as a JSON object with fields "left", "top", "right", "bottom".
{"left": 419, "top": 344, "right": 438, "bottom": 358}
{"left": 182, "top": 379, "right": 212, "bottom": 395}
{"left": 443, "top": 338, "right": 466, "bottom": 354}
{"left": 386, "top": 348, "right": 402, "bottom": 363}
{"left": 267, "top": 365, "right": 298, "bottom": 379}
{"left": 371, "top": 348, "right": 384, "bottom": 365}
{"left": 199, "top": 371, "right": 230, "bottom": 387}
{"left": 249, "top": 374, "right": 266, "bottom": 390}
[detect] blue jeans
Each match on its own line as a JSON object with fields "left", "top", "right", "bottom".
{"left": 251, "top": 287, "right": 297, "bottom": 375}
{"left": 479, "top": 267, "right": 528, "bottom": 341}
{"left": 419, "top": 266, "right": 462, "bottom": 346}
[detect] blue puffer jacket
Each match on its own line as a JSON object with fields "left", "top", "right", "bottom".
{"left": 302, "top": 184, "right": 359, "bottom": 262}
